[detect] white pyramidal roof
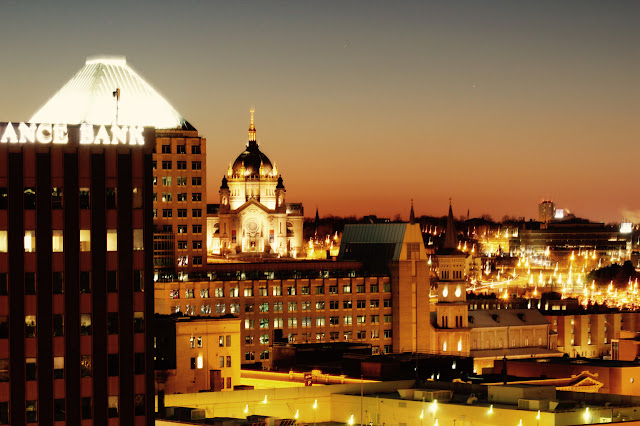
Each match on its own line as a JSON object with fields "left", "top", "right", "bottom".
{"left": 30, "top": 56, "right": 191, "bottom": 129}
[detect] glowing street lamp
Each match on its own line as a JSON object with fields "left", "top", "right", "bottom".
{"left": 312, "top": 399, "right": 318, "bottom": 425}
{"left": 263, "top": 395, "right": 268, "bottom": 404}
{"left": 348, "top": 414, "right": 355, "bottom": 425}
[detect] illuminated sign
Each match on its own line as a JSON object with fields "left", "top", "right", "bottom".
{"left": 620, "top": 222, "right": 632, "bottom": 234}
{"left": 554, "top": 209, "right": 564, "bottom": 219}
{"left": 0, "top": 122, "right": 147, "bottom": 146}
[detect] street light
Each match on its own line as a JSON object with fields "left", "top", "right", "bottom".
{"left": 312, "top": 399, "right": 318, "bottom": 426}
{"left": 420, "top": 409, "right": 424, "bottom": 426}
{"left": 348, "top": 414, "right": 355, "bottom": 425}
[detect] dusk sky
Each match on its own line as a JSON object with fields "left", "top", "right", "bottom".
{"left": 0, "top": 1, "right": 638, "bottom": 222}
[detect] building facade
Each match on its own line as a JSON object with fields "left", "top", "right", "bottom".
{"left": 152, "top": 128, "right": 207, "bottom": 278}
{"left": 0, "top": 122, "right": 155, "bottom": 425}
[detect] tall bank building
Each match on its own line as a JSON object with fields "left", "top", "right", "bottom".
{"left": 0, "top": 56, "right": 199, "bottom": 425}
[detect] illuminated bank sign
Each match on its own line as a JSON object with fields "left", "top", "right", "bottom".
{"left": 0, "top": 122, "right": 151, "bottom": 146}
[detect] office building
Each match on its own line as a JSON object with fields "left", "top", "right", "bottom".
{"left": 0, "top": 122, "right": 155, "bottom": 425}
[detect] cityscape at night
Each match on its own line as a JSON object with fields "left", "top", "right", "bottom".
{"left": 0, "top": 1, "right": 639, "bottom": 425}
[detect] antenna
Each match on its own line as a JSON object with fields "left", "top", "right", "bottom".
{"left": 113, "top": 88, "right": 120, "bottom": 125}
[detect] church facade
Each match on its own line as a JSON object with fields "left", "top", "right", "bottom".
{"left": 207, "top": 111, "right": 303, "bottom": 258}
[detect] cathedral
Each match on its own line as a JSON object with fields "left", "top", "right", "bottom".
{"left": 207, "top": 111, "right": 304, "bottom": 258}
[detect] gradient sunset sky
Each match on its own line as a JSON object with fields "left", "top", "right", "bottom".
{"left": 0, "top": 1, "right": 638, "bottom": 222}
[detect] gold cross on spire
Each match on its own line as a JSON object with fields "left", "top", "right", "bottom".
{"left": 250, "top": 107, "right": 255, "bottom": 126}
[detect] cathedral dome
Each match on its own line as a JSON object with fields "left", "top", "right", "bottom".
{"left": 232, "top": 140, "right": 273, "bottom": 177}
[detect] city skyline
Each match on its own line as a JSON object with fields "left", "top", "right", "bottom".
{"left": 0, "top": 1, "right": 638, "bottom": 222}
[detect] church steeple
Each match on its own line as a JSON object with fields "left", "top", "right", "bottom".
{"left": 409, "top": 199, "right": 415, "bottom": 225}
{"left": 444, "top": 198, "right": 458, "bottom": 250}
{"left": 248, "top": 107, "right": 256, "bottom": 142}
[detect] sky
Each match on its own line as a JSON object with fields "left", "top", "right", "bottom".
{"left": 0, "top": 1, "right": 638, "bottom": 222}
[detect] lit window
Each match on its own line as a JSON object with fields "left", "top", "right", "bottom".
{"left": 107, "top": 230, "right": 117, "bottom": 251}
{"left": 24, "top": 230, "right": 36, "bottom": 252}
{"left": 133, "top": 229, "right": 143, "bottom": 250}
{"left": 52, "top": 230, "right": 64, "bottom": 252}
{"left": 80, "top": 230, "right": 91, "bottom": 251}
{"left": 0, "top": 231, "right": 6, "bottom": 252}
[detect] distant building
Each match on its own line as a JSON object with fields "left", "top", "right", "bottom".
{"left": 155, "top": 315, "right": 241, "bottom": 394}
{"left": 539, "top": 200, "right": 556, "bottom": 223}
{"left": 207, "top": 111, "right": 303, "bottom": 259}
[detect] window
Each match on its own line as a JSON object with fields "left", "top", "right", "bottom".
{"left": 383, "top": 283, "right": 391, "bottom": 292}
{"left": 106, "top": 187, "right": 117, "bottom": 209}
{"left": 370, "top": 283, "right": 379, "bottom": 293}
{"left": 245, "top": 352, "right": 255, "bottom": 361}
{"left": 0, "top": 318, "right": 6, "bottom": 339}
{"left": 214, "top": 287, "right": 224, "bottom": 297}
{"left": 226, "top": 335, "right": 231, "bottom": 346}
{"left": 192, "top": 192, "right": 202, "bottom": 202}
{"left": 177, "top": 240, "right": 187, "bottom": 250}
{"left": 177, "top": 161, "right": 187, "bottom": 169}
{"left": 80, "top": 314, "right": 92, "bottom": 336}
{"left": 54, "top": 356, "right": 64, "bottom": 379}
{"left": 357, "top": 284, "right": 365, "bottom": 293}
{"left": 25, "top": 272, "right": 36, "bottom": 295}
{"left": 192, "top": 209, "right": 202, "bottom": 217}
{"left": 343, "top": 300, "right": 352, "bottom": 309}
{"left": 245, "top": 303, "right": 254, "bottom": 313}
{"left": 132, "top": 187, "right": 142, "bottom": 209}
{"left": 0, "top": 231, "right": 6, "bottom": 253}
{"left": 161, "top": 144, "right": 171, "bottom": 153}
{"left": 133, "top": 229, "right": 143, "bottom": 250}
{"left": 287, "top": 286, "right": 296, "bottom": 296}
{"left": 273, "top": 302, "right": 283, "bottom": 312}
{"left": 135, "top": 394, "right": 145, "bottom": 416}
{"left": 107, "top": 230, "right": 117, "bottom": 251}
{"left": 330, "top": 332, "right": 339, "bottom": 340}
{"left": 107, "top": 313, "right": 118, "bottom": 334}
{"left": 260, "top": 334, "right": 269, "bottom": 344}
{"left": 162, "top": 161, "right": 172, "bottom": 169}
{"left": 108, "top": 396, "right": 119, "bottom": 418}
{"left": 357, "top": 330, "right": 366, "bottom": 339}
{"left": 177, "top": 144, "right": 186, "bottom": 154}
{"left": 384, "top": 315, "right": 392, "bottom": 323}
{"left": 343, "top": 284, "right": 352, "bottom": 294}
{"left": 371, "top": 315, "right": 379, "bottom": 324}
{"left": 329, "top": 285, "right": 338, "bottom": 294}
{"left": 26, "top": 358, "right": 37, "bottom": 380}
{"left": 54, "top": 398, "right": 65, "bottom": 421}
{"left": 177, "top": 176, "right": 187, "bottom": 186}
{"left": 53, "top": 314, "right": 64, "bottom": 337}
{"left": 288, "top": 302, "right": 297, "bottom": 312}
{"left": 176, "top": 192, "right": 186, "bottom": 202}
{"left": 177, "top": 225, "right": 187, "bottom": 233}
{"left": 24, "top": 230, "right": 35, "bottom": 252}
{"left": 162, "top": 192, "right": 172, "bottom": 202}
{"left": 106, "top": 271, "right": 117, "bottom": 292}
{"left": 185, "top": 289, "right": 195, "bottom": 298}
{"left": 162, "top": 176, "right": 172, "bottom": 186}
{"left": 80, "top": 271, "right": 91, "bottom": 293}
{"left": 384, "top": 329, "right": 393, "bottom": 338}
{"left": 192, "top": 176, "right": 202, "bottom": 186}
{"left": 260, "top": 351, "right": 270, "bottom": 360}
{"left": 244, "top": 286, "right": 254, "bottom": 297}
{"left": 301, "top": 286, "right": 311, "bottom": 295}
{"left": 200, "top": 288, "right": 210, "bottom": 298}
{"left": 315, "top": 301, "right": 325, "bottom": 310}
{"left": 273, "top": 318, "right": 283, "bottom": 328}
{"left": 79, "top": 188, "right": 91, "bottom": 209}
{"left": 288, "top": 318, "right": 298, "bottom": 327}
{"left": 384, "top": 299, "right": 392, "bottom": 308}
{"left": 52, "top": 230, "right": 63, "bottom": 252}
{"left": 177, "top": 208, "right": 187, "bottom": 218}
{"left": 245, "top": 319, "right": 254, "bottom": 329}
{"left": 0, "top": 188, "right": 6, "bottom": 209}
{"left": 344, "top": 316, "right": 353, "bottom": 325}
{"left": 315, "top": 285, "right": 325, "bottom": 295}
{"left": 193, "top": 225, "right": 202, "bottom": 233}
{"left": 329, "top": 301, "right": 339, "bottom": 310}
{"left": 26, "top": 400, "right": 37, "bottom": 423}
{"left": 82, "top": 397, "right": 92, "bottom": 420}
{"left": 230, "top": 286, "right": 238, "bottom": 297}
{"left": 330, "top": 316, "right": 339, "bottom": 325}
{"left": 193, "top": 240, "right": 202, "bottom": 250}
{"left": 259, "top": 302, "right": 269, "bottom": 313}
{"left": 24, "top": 187, "right": 36, "bottom": 209}
{"left": 316, "top": 317, "right": 325, "bottom": 326}
{"left": 25, "top": 315, "right": 36, "bottom": 337}
{"left": 192, "top": 145, "right": 201, "bottom": 154}
{"left": 134, "top": 312, "right": 144, "bottom": 333}
{"left": 357, "top": 315, "right": 366, "bottom": 324}
{"left": 370, "top": 299, "right": 379, "bottom": 308}
{"left": 80, "top": 230, "right": 91, "bottom": 251}
{"left": 192, "top": 161, "right": 202, "bottom": 170}
{"left": 81, "top": 355, "right": 92, "bottom": 377}
{"left": 108, "top": 354, "right": 119, "bottom": 377}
